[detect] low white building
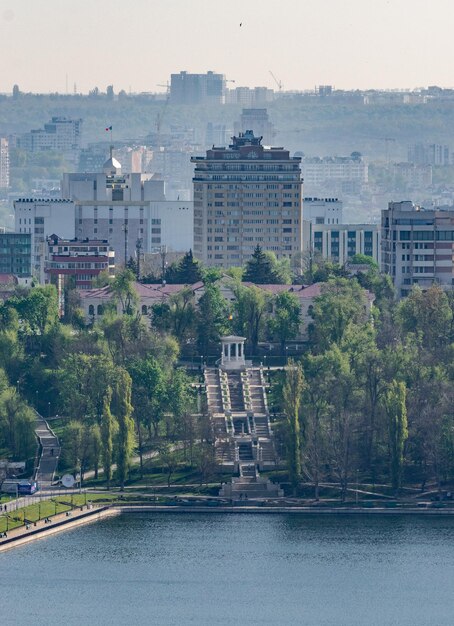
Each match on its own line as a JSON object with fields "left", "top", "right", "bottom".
{"left": 303, "top": 197, "right": 343, "bottom": 225}
{"left": 303, "top": 221, "right": 381, "bottom": 266}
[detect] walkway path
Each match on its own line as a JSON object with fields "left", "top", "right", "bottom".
{"left": 34, "top": 413, "right": 60, "bottom": 487}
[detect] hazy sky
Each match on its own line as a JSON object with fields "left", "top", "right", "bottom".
{"left": 1, "top": 0, "right": 453, "bottom": 93}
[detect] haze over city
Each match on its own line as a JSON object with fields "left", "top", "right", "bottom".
{"left": 1, "top": 0, "right": 454, "bottom": 93}
{"left": 1, "top": 2, "right": 454, "bottom": 625}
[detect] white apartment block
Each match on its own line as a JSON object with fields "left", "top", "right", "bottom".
{"left": 19, "top": 117, "right": 82, "bottom": 154}
{"left": 382, "top": 200, "right": 454, "bottom": 297}
{"left": 303, "top": 197, "right": 343, "bottom": 225}
{"left": 192, "top": 131, "right": 303, "bottom": 268}
{"left": 14, "top": 198, "right": 76, "bottom": 282}
{"left": 302, "top": 156, "right": 368, "bottom": 188}
{"left": 393, "top": 162, "right": 433, "bottom": 189}
{"left": 0, "top": 138, "right": 9, "bottom": 189}
{"left": 303, "top": 221, "right": 380, "bottom": 266}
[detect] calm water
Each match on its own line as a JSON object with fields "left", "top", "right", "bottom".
{"left": 1, "top": 513, "right": 454, "bottom": 625}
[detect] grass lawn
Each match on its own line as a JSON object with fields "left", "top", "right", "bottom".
{"left": 0, "top": 493, "right": 117, "bottom": 533}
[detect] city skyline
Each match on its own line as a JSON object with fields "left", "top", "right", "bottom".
{"left": 1, "top": 0, "right": 454, "bottom": 93}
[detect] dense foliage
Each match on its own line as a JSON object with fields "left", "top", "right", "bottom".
{"left": 280, "top": 282, "right": 454, "bottom": 498}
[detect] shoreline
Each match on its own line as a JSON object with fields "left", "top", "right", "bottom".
{"left": 0, "top": 506, "right": 119, "bottom": 553}
{"left": 1, "top": 503, "right": 454, "bottom": 553}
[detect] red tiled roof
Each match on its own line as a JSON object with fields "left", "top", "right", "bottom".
{"left": 0, "top": 274, "right": 18, "bottom": 285}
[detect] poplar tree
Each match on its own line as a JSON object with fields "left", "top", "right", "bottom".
{"left": 383, "top": 380, "right": 408, "bottom": 494}
{"left": 114, "top": 370, "right": 135, "bottom": 490}
{"left": 101, "top": 387, "right": 115, "bottom": 489}
{"left": 283, "top": 360, "right": 305, "bottom": 494}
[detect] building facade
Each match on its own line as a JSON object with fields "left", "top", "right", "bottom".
{"left": 14, "top": 198, "right": 76, "bottom": 281}
{"left": 192, "top": 131, "right": 303, "bottom": 268}
{"left": 0, "top": 138, "right": 9, "bottom": 189}
{"left": 170, "top": 71, "right": 225, "bottom": 105}
{"left": 303, "top": 197, "right": 343, "bottom": 225}
{"left": 381, "top": 200, "right": 454, "bottom": 297}
{"left": 304, "top": 221, "right": 380, "bottom": 265}
{"left": 233, "top": 109, "right": 275, "bottom": 145}
{"left": 19, "top": 117, "right": 82, "bottom": 156}
{"left": 301, "top": 155, "right": 368, "bottom": 193}
{"left": 0, "top": 233, "right": 31, "bottom": 277}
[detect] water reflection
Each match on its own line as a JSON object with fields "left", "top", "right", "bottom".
{"left": 1, "top": 513, "right": 454, "bottom": 626}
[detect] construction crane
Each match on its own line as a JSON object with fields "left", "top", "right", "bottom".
{"left": 155, "top": 82, "right": 170, "bottom": 138}
{"left": 269, "top": 70, "right": 283, "bottom": 92}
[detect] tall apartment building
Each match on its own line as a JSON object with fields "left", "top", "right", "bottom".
{"left": 381, "top": 201, "right": 454, "bottom": 297}
{"left": 191, "top": 131, "right": 303, "bottom": 267}
{"left": 234, "top": 109, "right": 275, "bottom": 145}
{"left": 303, "top": 222, "right": 380, "bottom": 265}
{"left": 0, "top": 138, "right": 10, "bottom": 189}
{"left": 0, "top": 233, "right": 31, "bottom": 277}
{"left": 170, "top": 71, "right": 225, "bottom": 105}
{"left": 303, "top": 197, "right": 343, "bottom": 225}
{"left": 408, "top": 143, "right": 451, "bottom": 166}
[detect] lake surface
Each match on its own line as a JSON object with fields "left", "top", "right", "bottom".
{"left": 1, "top": 512, "right": 454, "bottom": 625}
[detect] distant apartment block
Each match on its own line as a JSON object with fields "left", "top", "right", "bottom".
{"left": 408, "top": 143, "right": 451, "bottom": 166}
{"left": 170, "top": 71, "right": 225, "bottom": 105}
{"left": 303, "top": 222, "right": 380, "bottom": 266}
{"left": 393, "top": 162, "right": 433, "bottom": 189}
{"left": 234, "top": 109, "right": 275, "bottom": 145}
{"left": 0, "top": 233, "right": 31, "bottom": 277}
{"left": 303, "top": 197, "right": 343, "bottom": 225}
{"left": 301, "top": 155, "right": 368, "bottom": 192}
{"left": 0, "top": 138, "right": 10, "bottom": 189}
{"left": 192, "top": 130, "right": 303, "bottom": 268}
{"left": 19, "top": 117, "right": 82, "bottom": 156}
{"left": 381, "top": 200, "right": 454, "bottom": 297}
{"left": 226, "top": 86, "right": 274, "bottom": 106}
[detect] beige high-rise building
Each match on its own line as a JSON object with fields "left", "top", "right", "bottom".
{"left": 0, "top": 138, "right": 9, "bottom": 189}
{"left": 191, "top": 131, "right": 303, "bottom": 268}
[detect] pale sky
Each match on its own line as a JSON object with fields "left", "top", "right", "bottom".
{"left": 1, "top": 0, "right": 453, "bottom": 93}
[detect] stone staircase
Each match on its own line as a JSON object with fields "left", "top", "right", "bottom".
{"left": 205, "top": 365, "right": 282, "bottom": 497}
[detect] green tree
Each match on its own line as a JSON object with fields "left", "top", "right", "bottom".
{"left": 196, "top": 283, "right": 230, "bottom": 355}
{"left": 0, "top": 388, "right": 36, "bottom": 461}
{"left": 111, "top": 268, "right": 138, "bottom": 315}
{"left": 309, "top": 278, "right": 368, "bottom": 352}
{"left": 243, "top": 245, "right": 286, "bottom": 284}
{"left": 113, "top": 370, "right": 135, "bottom": 489}
{"left": 100, "top": 387, "right": 116, "bottom": 489}
{"left": 165, "top": 250, "right": 203, "bottom": 284}
{"left": 7, "top": 285, "right": 59, "bottom": 336}
{"left": 233, "top": 285, "right": 270, "bottom": 353}
{"left": 383, "top": 380, "right": 408, "bottom": 494}
{"left": 282, "top": 360, "right": 304, "bottom": 493}
{"left": 151, "top": 288, "right": 196, "bottom": 342}
{"left": 269, "top": 291, "right": 301, "bottom": 354}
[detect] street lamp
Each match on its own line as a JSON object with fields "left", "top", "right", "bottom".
{"left": 48, "top": 402, "right": 51, "bottom": 419}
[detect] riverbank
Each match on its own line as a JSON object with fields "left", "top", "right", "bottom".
{"left": 2, "top": 501, "right": 454, "bottom": 552}
{"left": 117, "top": 504, "right": 454, "bottom": 515}
{"left": 0, "top": 505, "right": 119, "bottom": 553}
